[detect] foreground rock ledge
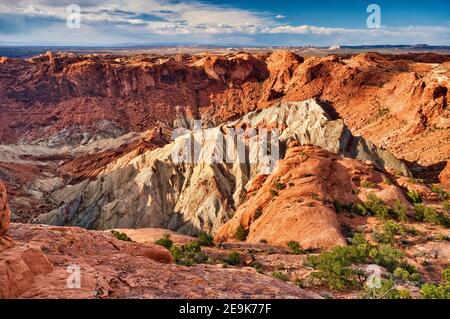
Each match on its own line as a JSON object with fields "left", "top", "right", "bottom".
{"left": 1, "top": 223, "right": 319, "bottom": 299}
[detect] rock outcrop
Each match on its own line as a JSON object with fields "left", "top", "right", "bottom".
{"left": 35, "top": 99, "right": 409, "bottom": 237}
{"left": 0, "top": 181, "right": 320, "bottom": 299}
{"left": 0, "top": 125, "right": 170, "bottom": 222}
{"left": 0, "top": 181, "right": 53, "bottom": 298}
{"left": 1, "top": 50, "right": 449, "bottom": 299}
{"left": 0, "top": 181, "right": 10, "bottom": 236}
{"left": 2, "top": 223, "right": 318, "bottom": 299}
{"left": 1, "top": 51, "right": 449, "bottom": 224}
{"left": 439, "top": 162, "right": 450, "bottom": 187}
{"left": 0, "top": 51, "right": 448, "bottom": 166}
{"left": 230, "top": 99, "right": 410, "bottom": 176}
{"left": 214, "top": 143, "right": 411, "bottom": 249}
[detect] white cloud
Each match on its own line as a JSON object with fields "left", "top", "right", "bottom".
{"left": 0, "top": 0, "right": 449, "bottom": 45}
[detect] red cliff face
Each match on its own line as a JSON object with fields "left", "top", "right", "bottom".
{"left": 0, "top": 52, "right": 270, "bottom": 144}
{"left": 0, "top": 181, "right": 10, "bottom": 236}
{"left": 1, "top": 51, "right": 450, "bottom": 299}
{"left": 0, "top": 51, "right": 449, "bottom": 165}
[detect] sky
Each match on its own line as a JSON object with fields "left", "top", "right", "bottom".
{"left": 0, "top": 0, "right": 449, "bottom": 46}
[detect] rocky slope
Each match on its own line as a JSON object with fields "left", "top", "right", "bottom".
{"left": 214, "top": 142, "right": 410, "bottom": 249}
{"left": 33, "top": 99, "right": 409, "bottom": 238}
{"left": 1, "top": 50, "right": 449, "bottom": 224}
{"left": 1, "top": 50, "right": 450, "bottom": 299}
{"left": 0, "top": 181, "right": 318, "bottom": 299}
{"left": 0, "top": 181, "right": 9, "bottom": 235}
{"left": 0, "top": 51, "right": 448, "bottom": 167}
{"left": 0, "top": 124, "right": 170, "bottom": 222}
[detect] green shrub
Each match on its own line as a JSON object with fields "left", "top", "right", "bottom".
{"left": 254, "top": 209, "right": 263, "bottom": 220}
{"left": 274, "top": 182, "right": 287, "bottom": 190}
{"left": 377, "top": 107, "right": 390, "bottom": 117}
{"left": 197, "top": 232, "right": 214, "bottom": 246}
{"left": 250, "top": 260, "right": 263, "bottom": 273}
{"left": 369, "top": 244, "right": 404, "bottom": 272}
{"left": 155, "top": 234, "right": 173, "bottom": 249}
{"left": 409, "top": 177, "right": 425, "bottom": 184}
{"left": 372, "top": 220, "right": 403, "bottom": 244}
{"left": 443, "top": 268, "right": 450, "bottom": 283}
{"left": 308, "top": 233, "right": 408, "bottom": 291}
{"left": 420, "top": 269, "right": 450, "bottom": 299}
{"left": 295, "top": 278, "right": 306, "bottom": 288}
{"left": 310, "top": 193, "right": 320, "bottom": 200}
{"left": 407, "top": 190, "right": 422, "bottom": 204}
{"left": 308, "top": 250, "right": 366, "bottom": 291}
{"left": 443, "top": 201, "right": 450, "bottom": 213}
{"left": 110, "top": 230, "right": 132, "bottom": 242}
{"left": 227, "top": 251, "right": 241, "bottom": 265}
{"left": 333, "top": 200, "right": 343, "bottom": 213}
{"left": 420, "top": 283, "right": 450, "bottom": 299}
{"left": 170, "top": 241, "right": 208, "bottom": 266}
{"left": 272, "top": 271, "right": 289, "bottom": 281}
{"left": 269, "top": 189, "right": 279, "bottom": 198}
{"left": 361, "top": 180, "right": 377, "bottom": 189}
{"left": 394, "top": 170, "right": 405, "bottom": 177}
{"left": 287, "top": 240, "right": 306, "bottom": 255}
{"left": 235, "top": 225, "right": 249, "bottom": 241}
{"left": 435, "top": 233, "right": 450, "bottom": 241}
{"left": 365, "top": 193, "right": 390, "bottom": 219}
{"left": 431, "top": 185, "right": 449, "bottom": 200}
{"left": 423, "top": 206, "right": 441, "bottom": 225}
{"left": 333, "top": 200, "right": 350, "bottom": 213}
{"left": 413, "top": 204, "right": 426, "bottom": 221}
{"left": 393, "top": 267, "right": 410, "bottom": 281}
{"left": 414, "top": 204, "right": 450, "bottom": 228}
{"left": 439, "top": 215, "right": 450, "bottom": 228}
{"left": 392, "top": 200, "right": 408, "bottom": 221}
{"left": 361, "top": 279, "right": 411, "bottom": 299}
{"left": 184, "top": 241, "right": 201, "bottom": 252}
{"left": 393, "top": 267, "right": 421, "bottom": 282}
{"left": 307, "top": 234, "right": 369, "bottom": 291}
{"left": 352, "top": 203, "right": 368, "bottom": 216}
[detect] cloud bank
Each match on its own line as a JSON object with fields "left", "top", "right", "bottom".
{"left": 0, "top": 0, "right": 449, "bottom": 45}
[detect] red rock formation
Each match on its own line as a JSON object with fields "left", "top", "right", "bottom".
{"left": 1, "top": 223, "right": 318, "bottom": 299}
{"left": 0, "top": 181, "right": 53, "bottom": 298}
{"left": 0, "top": 181, "right": 10, "bottom": 236}
{"left": 60, "top": 124, "right": 170, "bottom": 183}
{"left": 439, "top": 162, "right": 450, "bottom": 187}
{"left": 0, "top": 181, "right": 167, "bottom": 298}
{"left": 215, "top": 143, "right": 410, "bottom": 249}
{"left": 1, "top": 51, "right": 448, "bottom": 167}
{"left": 1, "top": 181, "right": 318, "bottom": 299}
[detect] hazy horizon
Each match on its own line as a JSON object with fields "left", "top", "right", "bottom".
{"left": 1, "top": 0, "right": 449, "bottom": 46}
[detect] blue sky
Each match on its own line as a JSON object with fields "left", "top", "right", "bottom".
{"left": 0, "top": 0, "right": 449, "bottom": 46}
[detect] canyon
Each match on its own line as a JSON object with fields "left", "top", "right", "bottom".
{"left": 0, "top": 50, "right": 450, "bottom": 299}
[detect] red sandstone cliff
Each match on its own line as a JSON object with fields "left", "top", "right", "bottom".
{"left": 1, "top": 51, "right": 448, "bottom": 166}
